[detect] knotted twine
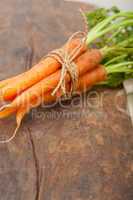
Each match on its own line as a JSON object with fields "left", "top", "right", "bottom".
{"left": 46, "top": 8, "right": 88, "bottom": 98}
{"left": 46, "top": 31, "right": 87, "bottom": 98}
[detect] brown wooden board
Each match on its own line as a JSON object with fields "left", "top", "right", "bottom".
{"left": 0, "top": 0, "right": 132, "bottom": 200}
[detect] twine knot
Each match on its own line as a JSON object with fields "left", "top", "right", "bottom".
{"left": 47, "top": 31, "right": 86, "bottom": 98}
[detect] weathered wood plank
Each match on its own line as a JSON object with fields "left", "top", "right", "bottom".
{"left": 0, "top": 1, "right": 132, "bottom": 200}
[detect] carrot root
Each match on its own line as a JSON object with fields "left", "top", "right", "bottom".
{"left": 0, "top": 106, "right": 25, "bottom": 143}
{"left": 0, "top": 104, "right": 16, "bottom": 119}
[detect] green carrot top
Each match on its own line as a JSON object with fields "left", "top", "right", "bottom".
{"left": 84, "top": 7, "right": 133, "bottom": 87}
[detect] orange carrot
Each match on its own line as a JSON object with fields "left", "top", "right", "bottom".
{"left": 0, "top": 106, "right": 27, "bottom": 143}
{"left": 9, "top": 49, "right": 102, "bottom": 109}
{"left": 0, "top": 65, "right": 106, "bottom": 143}
{"left": 29, "top": 65, "right": 106, "bottom": 109}
{"left": 0, "top": 73, "right": 24, "bottom": 89}
{"left": 0, "top": 50, "right": 103, "bottom": 120}
{"left": 77, "top": 65, "right": 106, "bottom": 92}
{"left": 0, "top": 65, "right": 106, "bottom": 118}
{"left": 0, "top": 38, "right": 87, "bottom": 101}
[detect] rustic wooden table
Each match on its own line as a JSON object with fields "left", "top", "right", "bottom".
{"left": 0, "top": 0, "right": 132, "bottom": 200}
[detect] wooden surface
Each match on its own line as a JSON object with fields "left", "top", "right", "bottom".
{"left": 0, "top": 0, "right": 133, "bottom": 200}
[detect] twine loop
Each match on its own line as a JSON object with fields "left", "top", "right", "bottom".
{"left": 47, "top": 31, "right": 87, "bottom": 97}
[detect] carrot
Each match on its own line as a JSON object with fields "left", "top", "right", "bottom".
{"left": 0, "top": 38, "right": 87, "bottom": 101}
{"left": 0, "top": 48, "right": 103, "bottom": 144}
{"left": 77, "top": 65, "right": 106, "bottom": 91}
{"left": 0, "top": 65, "right": 106, "bottom": 143}
{"left": 0, "top": 104, "right": 16, "bottom": 119}
{"left": 0, "top": 73, "right": 24, "bottom": 89}
{"left": 29, "top": 65, "right": 106, "bottom": 109}
{"left": 0, "top": 106, "right": 26, "bottom": 143}
{"left": 0, "top": 49, "right": 103, "bottom": 120}
{"left": 0, "top": 65, "right": 106, "bottom": 119}
{"left": 9, "top": 49, "right": 102, "bottom": 109}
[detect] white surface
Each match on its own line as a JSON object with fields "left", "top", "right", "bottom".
{"left": 65, "top": 0, "right": 133, "bottom": 10}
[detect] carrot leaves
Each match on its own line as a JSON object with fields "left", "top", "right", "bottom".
{"left": 84, "top": 7, "right": 133, "bottom": 87}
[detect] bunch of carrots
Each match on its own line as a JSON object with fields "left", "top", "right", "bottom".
{"left": 0, "top": 7, "right": 133, "bottom": 142}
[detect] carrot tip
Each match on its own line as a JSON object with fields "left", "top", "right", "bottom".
{"left": 0, "top": 124, "right": 19, "bottom": 144}
{"left": 0, "top": 104, "right": 15, "bottom": 119}
{"left": 0, "top": 107, "right": 25, "bottom": 144}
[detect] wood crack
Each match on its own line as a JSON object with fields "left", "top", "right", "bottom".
{"left": 25, "top": 37, "right": 34, "bottom": 70}
{"left": 27, "top": 127, "right": 40, "bottom": 200}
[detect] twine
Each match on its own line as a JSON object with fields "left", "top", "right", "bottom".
{"left": 46, "top": 31, "right": 86, "bottom": 98}
{"left": 79, "top": 8, "right": 89, "bottom": 35}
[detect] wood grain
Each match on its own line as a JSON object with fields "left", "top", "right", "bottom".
{"left": 0, "top": 1, "right": 132, "bottom": 200}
